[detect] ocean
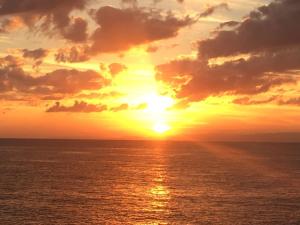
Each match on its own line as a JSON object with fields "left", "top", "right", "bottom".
{"left": 0, "top": 139, "right": 299, "bottom": 225}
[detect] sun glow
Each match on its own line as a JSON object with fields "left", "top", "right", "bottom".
{"left": 153, "top": 122, "right": 170, "bottom": 134}
{"left": 108, "top": 65, "right": 176, "bottom": 137}
{"left": 144, "top": 93, "right": 174, "bottom": 113}
{"left": 141, "top": 93, "right": 174, "bottom": 134}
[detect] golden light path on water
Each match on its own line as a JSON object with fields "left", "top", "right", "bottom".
{"left": 135, "top": 147, "right": 170, "bottom": 225}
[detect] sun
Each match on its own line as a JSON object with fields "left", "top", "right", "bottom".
{"left": 141, "top": 93, "right": 173, "bottom": 135}
{"left": 153, "top": 122, "right": 170, "bottom": 134}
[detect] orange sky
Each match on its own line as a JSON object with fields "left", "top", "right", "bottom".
{"left": 0, "top": 0, "right": 300, "bottom": 141}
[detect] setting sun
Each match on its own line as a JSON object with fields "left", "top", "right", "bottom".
{"left": 153, "top": 122, "right": 170, "bottom": 134}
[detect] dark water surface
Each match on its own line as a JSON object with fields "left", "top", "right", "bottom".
{"left": 0, "top": 139, "right": 299, "bottom": 224}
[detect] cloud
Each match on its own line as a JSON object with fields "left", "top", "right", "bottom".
{"left": 76, "top": 91, "right": 123, "bottom": 99}
{"left": 109, "top": 63, "right": 127, "bottom": 76}
{"left": 46, "top": 101, "right": 107, "bottom": 113}
{"left": 0, "top": 0, "right": 86, "bottom": 15}
{"left": 61, "top": 17, "right": 88, "bottom": 43}
{"left": 0, "top": 16, "right": 24, "bottom": 32}
{"left": 134, "top": 102, "right": 148, "bottom": 110}
{"left": 156, "top": 48, "right": 299, "bottom": 101}
{"left": 0, "top": 55, "right": 108, "bottom": 98}
{"left": 55, "top": 45, "right": 90, "bottom": 63}
{"left": 22, "top": 48, "right": 48, "bottom": 68}
{"left": 45, "top": 100, "right": 151, "bottom": 113}
{"left": 0, "top": 0, "right": 89, "bottom": 42}
{"left": 46, "top": 101, "right": 133, "bottom": 113}
{"left": 89, "top": 6, "right": 193, "bottom": 54}
{"left": 198, "top": 0, "right": 300, "bottom": 59}
{"left": 233, "top": 96, "right": 277, "bottom": 105}
{"left": 110, "top": 103, "right": 129, "bottom": 112}
{"left": 0, "top": 55, "right": 23, "bottom": 67}
{"left": 156, "top": 0, "right": 300, "bottom": 103}
{"left": 147, "top": 45, "right": 159, "bottom": 53}
{"left": 35, "top": 69, "right": 109, "bottom": 94}
{"left": 199, "top": 3, "right": 229, "bottom": 18}
{"left": 22, "top": 48, "right": 48, "bottom": 60}
{"left": 233, "top": 96, "right": 300, "bottom": 106}
{"left": 217, "top": 21, "right": 239, "bottom": 30}
{"left": 51, "top": 5, "right": 194, "bottom": 61}
{"left": 278, "top": 97, "right": 300, "bottom": 106}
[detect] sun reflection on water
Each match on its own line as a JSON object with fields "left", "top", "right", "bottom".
{"left": 134, "top": 148, "right": 171, "bottom": 225}
{"left": 148, "top": 166, "right": 170, "bottom": 216}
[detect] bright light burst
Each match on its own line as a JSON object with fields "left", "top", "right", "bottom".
{"left": 153, "top": 122, "right": 170, "bottom": 134}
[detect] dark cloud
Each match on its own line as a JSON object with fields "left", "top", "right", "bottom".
{"left": 90, "top": 6, "right": 193, "bottom": 54}
{"left": 46, "top": 101, "right": 107, "bottom": 113}
{"left": 0, "top": 56, "right": 108, "bottom": 98}
{"left": 0, "top": 0, "right": 89, "bottom": 42}
{"left": 22, "top": 48, "right": 48, "bottom": 68}
{"left": 217, "top": 20, "right": 239, "bottom": 30}
{"left": 55, "top": 46, "right": 90, "bottom": 63}
{"left": 0, "top": 55, "right": 23, "bottom": 67}
{"left": 156, "top": 48, "right": 299, "bottom": 101}
{"left": 49, "top": 5, "right": 194, "bottom": 61}
{"left": 0, "top": 0, "right": 86, "bottom": 15}
{"left": 46, "top": 101, "right": 133, "bottom": 113}
{"left": 36, "top": 69, "right": 108, "bottom": 94}
{"left": 198, "top": 0, "right": 300, "bottom": 59}
{"left": 61, "top": 17, "right": 88, "bottom": 43}
{"left": 199, "top": 3, "right": 229, "bottom": 18}
{"left": 22, "top": 48, "right": 48, "bottom": 60}
{"left": 156, "top": 0, "right": 300, "bottom": 103}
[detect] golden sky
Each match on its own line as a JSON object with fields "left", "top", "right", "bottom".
{"left": 0, "top": 0, "right": 300, "bottom": 141}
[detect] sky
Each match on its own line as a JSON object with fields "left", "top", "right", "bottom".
{"left": 0, "top": 0, "right": 300, "bottom": 141}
